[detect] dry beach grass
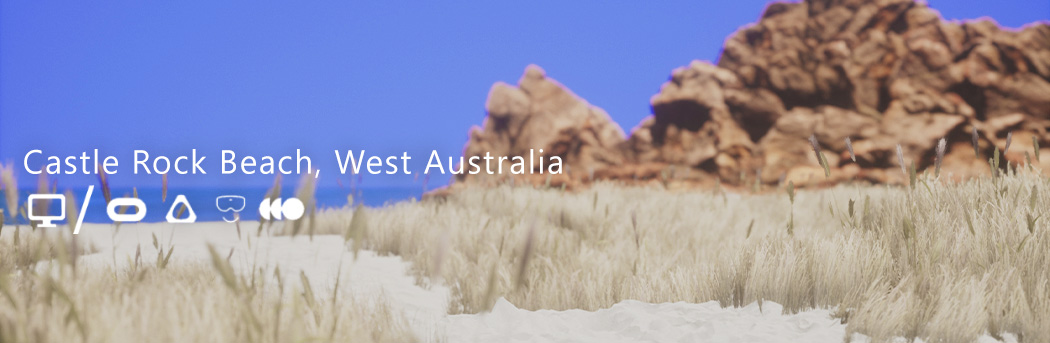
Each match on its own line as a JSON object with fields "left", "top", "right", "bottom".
{"left": 0, "top": 165, "right": 413, "bottom": 343}
{"left": 0, "top": 232, "right": 414, "bottom": 343}
{"left": 3, "top": 162, "right": 1050, "bottom": 342}
{"left": 307, "top": 171, "right": 1050, "bottom": 342}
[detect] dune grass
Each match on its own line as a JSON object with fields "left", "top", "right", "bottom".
{"left": 0, "top": 229, "right": 414, "bottom": 343}
{"left": 4, "top": 159, "right": 1048, "bottom": 342}
{"left": 303, "top": 172, "right": 1050, "bottom": 342}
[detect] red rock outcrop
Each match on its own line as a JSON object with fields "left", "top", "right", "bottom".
{"left": 459, "top": 65, "right": 626, "bottom": 186}
{"left": 459, "top": 0, "right": 1050, "bottom": 188}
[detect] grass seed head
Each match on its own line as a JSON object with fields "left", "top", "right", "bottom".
{"left": 991, "top": 148, "right": 1001, "bottom": 177}
{"left": 300, "top": 271, "right": 317, "bottom": 309}
{"left": 965, "top": 213, "right": 975, "bottom": 235}
{"left": 845, "top": 137, "right": 856, "bottom": 162}
{"left": 1033, "top": 135, "right": 1040, "bottom": 161}
{"left": 1030, "top": 185, "right": 1038, "bottom": 211}
{"left": 902, "top": 217, "right": 915, "bottom": 240}
{"left": 0, "top": 164, "right": 17, "bottom": 219}
{"left": 97, "top": 163, "right": 112, "bottom": 204}
{"left": 206, "top": 244, "right": 239, "bottom": 291}
{"left": 516, "top": 220, "right": 536, "bottom": 290}
{"left": 896, "top": 144, "right": 907, "bottom": 176}
{"left": 346, "top": 205, "right": 367, "bottom": 260}
{"left": 162, "top": 172, "right": 168, "bottom": 202}
{"left": 909, "top": 161, "right": 917, "bottom": 188}
{"left": 972, "top": 126, "right": 980, "bottom": 157}
{"left": 808, "top": 134, "right": 821, "bottom": 152}
{"left": 819, "top": 152, "right": 830, "bottom": 178}
{"left": 34, "top": 170, "right": 51, "bottom": 217}
{"left": 935, "top": 138, "right": 946, "bottom": 177}
{"left": 809, "top": 134, "right": 823, "bottom": 162}
{"left": 810, "top": 135, "right": 827, "bottom": 180}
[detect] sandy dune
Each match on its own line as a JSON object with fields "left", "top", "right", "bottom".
{"left": 63, "top": 221, "right": 872, "bottom": 343}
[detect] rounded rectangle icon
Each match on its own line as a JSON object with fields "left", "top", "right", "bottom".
{"left": 107, "top": 197, "right": 147, "bottom": 222}
{"left": 216, "top": 195, "right": 246, "bottom": 212}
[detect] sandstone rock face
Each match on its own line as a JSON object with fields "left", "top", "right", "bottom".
{"left": 460, "top": 0, "right": 1050, "bottom": 188}
{"left": 626, "top": 61, "right": 762, "bottom": 182}
{"left": 705, "top": 0, "right": 1050, "bottom": 184}
{"left": 459, "top": 65, "right": 626, "bottom": 186}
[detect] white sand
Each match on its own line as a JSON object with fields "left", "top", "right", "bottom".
{"left": 25, "top": 222, "right": 1007, "bottom": 343}
{"left": 73, "top": 222, "right": 450, "bottom": 340}
{"left": 445, "top": 298, "right": 846, "bottom": 343}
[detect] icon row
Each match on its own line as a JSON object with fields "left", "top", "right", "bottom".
{"left": 25, "top": 191, "right": 304, "bottom": 230}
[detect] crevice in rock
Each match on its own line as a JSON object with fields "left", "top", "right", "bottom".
{"left": 876, "top": 79, "right": 893, "bottom": 113}
{"left": 776, "top": 89, "right": 818, "bottom": 111}
{"left": 727, "top": 106, "right": 776, "bottom": 143}
{"left": 650, "top": 100, "right": 711, "bottom": 145}
{"left": 887, "top": 5, "right": 912, "bottom": 34}
{"left": 948, "top": 80, "right": 988, "bottom": 121}
{"left": 745, "top": 28, "right": 766, "bottom": 47}
{"left": 698, "top": 157, "right": 718, "bottom": 173}
{"left": 491, "top": 116, "right": 510, "bottom": 133}
{"left": 828, "top": 67, "right": 856, "bottom": 110}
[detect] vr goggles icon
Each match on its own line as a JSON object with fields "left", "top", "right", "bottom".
{"left": 216, "top": 195, "right": 246, "bottom": 222}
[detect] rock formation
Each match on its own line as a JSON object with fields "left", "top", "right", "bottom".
{"left": 459, "top": 0, "right": 1050, "bottom": 188}
{"left": 460, "top": 65, "right": 626, "bottom": 186}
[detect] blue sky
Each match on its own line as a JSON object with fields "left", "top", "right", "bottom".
{"left": 2, "top": 0, "right": 1047, "bottom": 189}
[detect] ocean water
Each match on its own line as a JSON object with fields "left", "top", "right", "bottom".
{"left": 0, "top": 186, "right": 423, "bottom": 224}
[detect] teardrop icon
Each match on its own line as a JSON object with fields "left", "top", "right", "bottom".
{"left": 166, "top": 194, "right": 197, "bottom": 223}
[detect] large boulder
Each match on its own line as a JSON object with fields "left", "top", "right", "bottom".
{"left": 459, "top": 65, "right": 627, "bottom": 186}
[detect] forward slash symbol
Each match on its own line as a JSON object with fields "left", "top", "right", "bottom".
{"left": 73, "top": 186, "right": 94, "bottom": 235}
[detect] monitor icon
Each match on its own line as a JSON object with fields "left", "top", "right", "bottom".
{"left": 27, "top": 194, "right": 66, "bottom": 228}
